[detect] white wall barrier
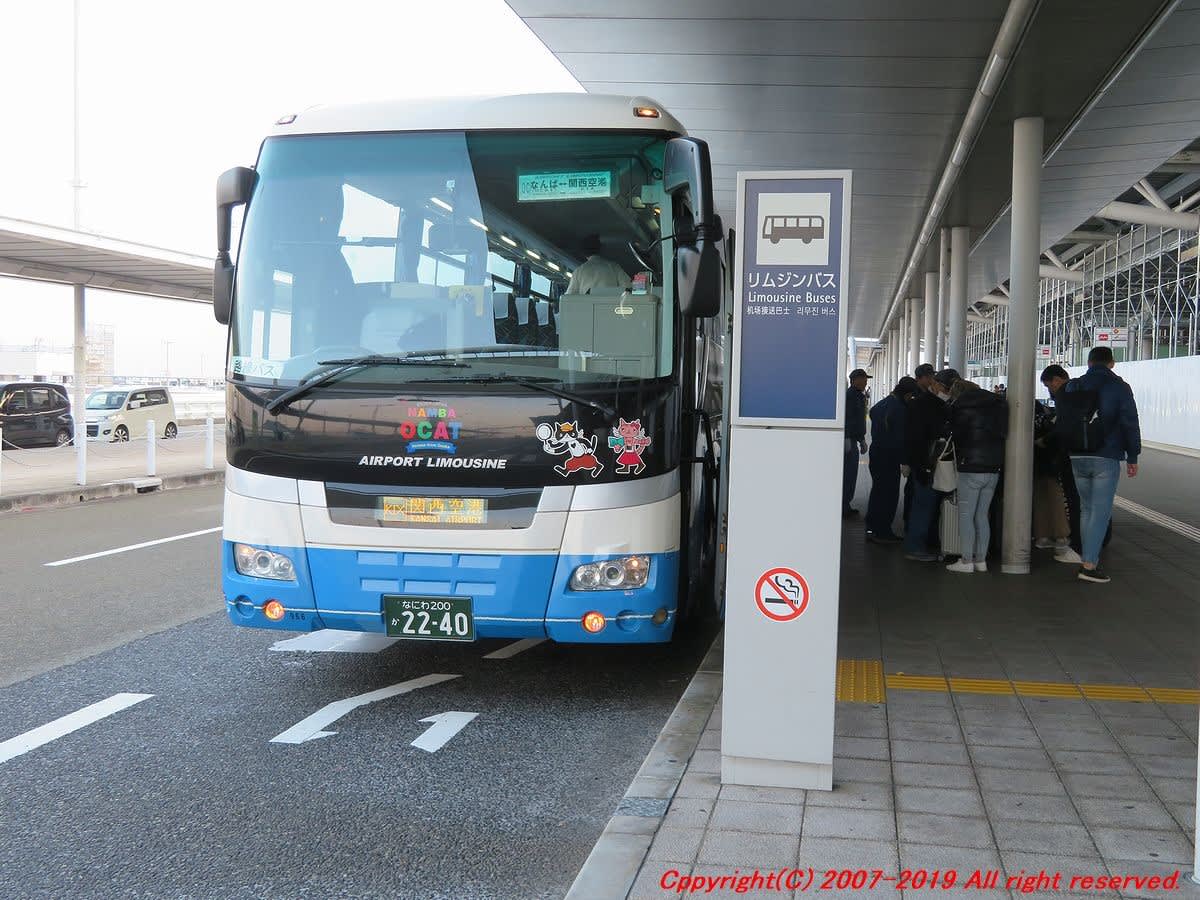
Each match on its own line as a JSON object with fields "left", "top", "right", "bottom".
{"left": 974, "top": 356, "right": 1200, "bottom": 452}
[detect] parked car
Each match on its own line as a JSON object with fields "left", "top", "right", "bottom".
{"left": 0, "top": 382, "right": 75, "bottom": 448}
{"left": 85, "top": 386, "right": 178, "bottom": 442}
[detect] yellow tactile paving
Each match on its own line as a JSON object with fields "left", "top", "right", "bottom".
{"left": 835, "top": 659, "right": 884, "bottom": 703}
{"left": 883, "top": 673, "right": 948, "bottom": 692}
{"left": 1013, "top": 680, "right": 1083, "bottom": 699}
{"left": 839, "top": 661, "right": 1198, "bottom": 706}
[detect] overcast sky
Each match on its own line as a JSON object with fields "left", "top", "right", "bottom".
{"left": 0, "top": 0, "right": 579, "bottom": 377}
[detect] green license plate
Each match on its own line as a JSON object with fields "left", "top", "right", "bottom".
{"left": 383, "top": 595, "right": 475, "bottom": 641}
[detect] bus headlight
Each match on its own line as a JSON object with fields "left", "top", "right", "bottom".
{"left": 234, "top": 543, "right": 297, "bottom": 581}
{"left": 570, "top": 556, "right": 650, "bottom": 591}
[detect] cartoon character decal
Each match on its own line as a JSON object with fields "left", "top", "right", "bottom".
{"left": 608, "top": 418, "right": 652, "bottom": 475}
{"left": 535, "top": 421, "right": 604, "bottom": 479}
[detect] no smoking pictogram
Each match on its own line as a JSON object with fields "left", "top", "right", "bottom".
{"left": 754, "top": 567, "right": 810, "bottom": 622}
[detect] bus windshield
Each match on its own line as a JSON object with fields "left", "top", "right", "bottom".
{"left": 231, "top": 131, "right": 676, "bottom": 388}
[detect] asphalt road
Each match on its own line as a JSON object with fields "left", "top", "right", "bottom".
{"left": 0, "top": 486, "right": 716, "bottom": 899}
{"left": 1117, "top": 447, "right": 1200, "bottom": 530}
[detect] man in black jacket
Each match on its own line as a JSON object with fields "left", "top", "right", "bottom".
{"left": 843, "top": 369, "right": 870, "bottom": 516}
{"left": 866, "top": 376, "right": 916, "bottom": 542}
{"left": 903, "top": 365, "right": 951, "bottom": 560}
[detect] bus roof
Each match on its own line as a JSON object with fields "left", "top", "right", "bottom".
{"left": 268, "top": 93, "right": 687, "bottom": 138}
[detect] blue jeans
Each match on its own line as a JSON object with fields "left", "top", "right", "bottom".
{"left": 957, "top": 472, "right": 999, "bottom": 563}
{"left": 904, "top": 481, "right": 939, "bottom": 555}
{"left": 1071, "top": 457, "right": 1120, "bottom": 565}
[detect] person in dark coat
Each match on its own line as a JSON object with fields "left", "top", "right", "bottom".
{"left": 1062, "top": 346, "right": 1142, "bottom": 583}
{"left": 1039, "top": 364, "right": 1084, "bottom": 564}
{"left": 943, "top": 377, "right": 1008, "bottom": 573}
{"left": 865, "top": 376, "right": 917, "bottom": 543}
{"left": 903, "top": 366, "right": 951, "bottom": 561}
{"left": 843, "top": 369, "right": 870, "bottom": 516}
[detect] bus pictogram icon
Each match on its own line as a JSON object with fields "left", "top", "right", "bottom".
{"left": 754, "top": 567, "right": 810, "bottom": 622}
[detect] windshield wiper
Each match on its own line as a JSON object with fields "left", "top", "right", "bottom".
{"left": 264, "top": 354, "right": 467, "bottom": 415}
{"left": 418, "top": 373, "right": 615, "bottom": 418}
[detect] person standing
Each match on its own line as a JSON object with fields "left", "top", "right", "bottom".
{"left": 843, "top": 368, "right": 870, "bottom": 517}
{"left": 903, "top": 366, "right": 950, "bottom": 561}
{"left": 942, "top": 377, "right": 1008, "bottom": 573}
{"left": 1038, "top": 364, "right": 1083, "bottom": 564}
{"left": 865, "top": 376, "right": 916, "bottom": 543}
{"left": 1061, "top": 347, "right": 1141, "bottom": 583}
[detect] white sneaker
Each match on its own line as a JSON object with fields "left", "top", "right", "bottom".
{"left": 1034, "top": 538, "right": 1055, "bottom": 549}
{"left": 974, "top": 561, "right": 988, "bottom": 572}
{"left": 1055, "top": 547, "right": 1083, "bottom": 564}
{"left": 946, "top": 560, "right": 975, "bottom": 573}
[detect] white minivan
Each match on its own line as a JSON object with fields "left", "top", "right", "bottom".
{"left": 85, "top": 386, "right": 179, "bottom": 442}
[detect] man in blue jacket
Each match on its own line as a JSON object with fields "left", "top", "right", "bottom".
{"left": 865, "top": 376, "right": 917, "bottom": 543}
{"left": 843, "top": 369, "right": 870, "bottom": 517}
{"left": 1063, "top": 346, "right": 1141, "bottom": 583}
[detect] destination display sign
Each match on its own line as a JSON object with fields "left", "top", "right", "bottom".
{"left": 517, "top": 170, "right": 613, "bottom": 202}
{"left": 379, "top": 495, "right": 488, "bottom": 526}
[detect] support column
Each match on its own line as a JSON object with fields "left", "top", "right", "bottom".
{"left": 73, "top": 284, "right": 87, "bottom": 486}
{"left": 908, "top": 298, "right": 922, "bottom": 374}
{"left": 900, "top": 305, "right": 910, "bottom": 377}
{"left": 936, "top": 228, "right": 950, "bottom": 366}
{"left": 1001, "top": 116, "right": 1044, "bottom": 576}
{"left": 948, "top": 226, "right": 969, "bottom": 373}
{"left": 923, "top": 272, "right": 938, "bottom": 364}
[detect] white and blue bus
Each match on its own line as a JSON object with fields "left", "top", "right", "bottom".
{"left": 212, "top": 93, "right": 727, "bottom": 645}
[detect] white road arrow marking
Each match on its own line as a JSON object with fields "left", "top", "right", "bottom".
{"left": 269, "top": 674, "right": 459, "bottom": 745}
{"left": 0, "top": 693, "right": 153, "bottom": 764}
{"left": 270, "top": 631, "right": 399, "bottom": 654}
{"left": 482, "top": 638, "right": 545, "bottom": 660}
{"left": 410, "top": 711, "right": 479, "bottom": 753}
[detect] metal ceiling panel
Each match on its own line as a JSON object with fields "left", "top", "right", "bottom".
{"left": 967, "top": 0, "right": 1200, "bottom": 304}
{"left": 508, "top": 0, "right": 1188, "bottom": 336}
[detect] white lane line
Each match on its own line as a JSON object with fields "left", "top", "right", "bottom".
{"left": 411, "top": 711, "right": 478, "bottom": 753}
{"left": 44, "top": 526, "right": 222, "bottom": 567}
{"left": 269, "top": 673, "right": 459, "bottom": 745}
{"left": 1114, "top": 496, "right": 1200, "bottom": 543}
{"left": 0, "top": 693, "right": 153, "bottom": 764}
{"left": 483, "top": 638, "right": 546, "bottom": 660}
{"left": 270, "top": 631, "right": 399, "bottom": 654}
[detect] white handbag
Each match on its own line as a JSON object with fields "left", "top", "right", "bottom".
{"left": 932, "top": 438, "right": 958, "bottom": 492}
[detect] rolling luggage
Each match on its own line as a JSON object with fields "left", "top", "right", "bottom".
{"left": 939, "top": 492, "right": 961, "bottom": 559}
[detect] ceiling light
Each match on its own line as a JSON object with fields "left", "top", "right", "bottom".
{"left": 430, "top": 197, "right": 453, "bottom": 212}
{"left": 547, "top": 261, "right": 560, "bottom": 272}
{"left": 500, "top": 235, "right": 518, "bottom": 247}
{"left": 526, "top": 250, "right": 541, "bottom": 260}
{"left": 468, "top": 217, "right": 488, "bottom": 231}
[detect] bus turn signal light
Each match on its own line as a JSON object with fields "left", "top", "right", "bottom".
{"left": 263, "top": 600, "right": 285, "bottom": 621}
{"left": 582, "top": 611, "right": 606, "bottom": 634}
{"left": 634, "top": 106, "right": 660, "bottom": 118}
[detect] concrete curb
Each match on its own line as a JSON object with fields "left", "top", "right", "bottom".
{"left": 0, "top": 469, "right": 223, "bottom": 515}
{"left": 564, "top": 631, "right": 724, "bottom": 900}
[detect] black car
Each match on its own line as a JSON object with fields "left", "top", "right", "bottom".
{"left": 0, "top": 382, "right": 75, "bottom": 448}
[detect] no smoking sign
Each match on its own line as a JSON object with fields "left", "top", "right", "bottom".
{"left": 754, "top": 567, "right": 810, "bottom": 622}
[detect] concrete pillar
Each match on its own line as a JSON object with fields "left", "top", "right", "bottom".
{"left": 908, "top": 298, "right": 922, "bottom": 374}
{"left": 923, "top": 272, "right": 938, "bottom": 364}
{"left": 1001, "top": 116, "right": 1043, "bottom": 576}
{"left": 948, "top": 226, "right": 969, "bottom": 373}
{"left": 73, "top": 283, "right": 87, "bottom": 486}
{"left": 936, "top": 228, "right": 950, "bottom": 367}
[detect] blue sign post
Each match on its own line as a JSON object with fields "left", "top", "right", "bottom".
{"left": 722, "top": 171, "right": 852, "bottom": 791}
{"left": 733, "top": 173, "right": 851, "bottom": 426}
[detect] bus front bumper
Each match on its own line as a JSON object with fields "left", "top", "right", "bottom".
{"left": 222, "top": 541, "right": 679, "bottom": 644}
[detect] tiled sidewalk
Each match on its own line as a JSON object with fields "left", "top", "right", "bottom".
{"left": 628, "top": 684, "right": 1198, "bottom": 900}
{"left": 608, "top": 484, "right": 1200, "bottom": 900}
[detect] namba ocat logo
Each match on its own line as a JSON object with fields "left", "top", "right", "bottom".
{"left": 401, "top": 406, "right": 461, "bottom": 454}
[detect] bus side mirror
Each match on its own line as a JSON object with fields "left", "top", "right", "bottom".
{"left": 214, "top": 166, "right": 257, "bottom": 326}
{"left": 664, "top": 137, "right": 721, "bottom": 318}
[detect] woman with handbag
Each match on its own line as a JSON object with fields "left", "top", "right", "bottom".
{"left": 940, "top": 374, "right": 1008, "bottom": 573}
